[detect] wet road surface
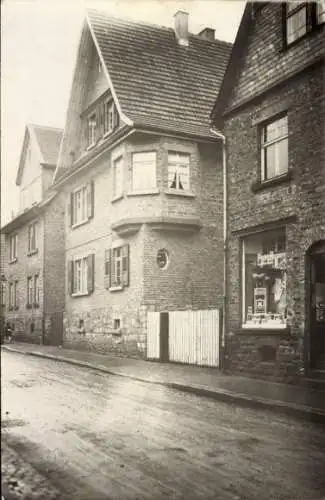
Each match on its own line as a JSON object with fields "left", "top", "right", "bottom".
{"left": 2, "top": 350, "right": 325, "bottom": 500}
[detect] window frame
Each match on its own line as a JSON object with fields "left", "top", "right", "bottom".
{"left": 168, "top": 151, "right": 190, "bottom": 191}
{"left": 131, "top": 151, "right": 157, "bottom": 192}
{"left": 109, "top": 244, "right": 129, "bottom": 290}
{"left": 260, "top": 114, "right": 288, "bottom": 182}
{"left": 9, "top": 280, "right": 18, "bottom": 310}
{"left": 72, "top": 256, "right": 89, "bottom": 296}
{"left": 87, "top": 111, "right": 97, "bottom": 149}
{"left": 284, "top": 2, "right": 324, "bottom": 48}
{"left": 103, "top": 100, "right": 117, "bottom": 136}
{"left": 113, "top": 155, "right": 124, "bottom": 199}
{"left": 27, "top": 276, "right": 33, "bottom": 308}
{"left": 9, "top": 233, "right": 18, "bottom": 262}
{"left": 28, "top": 221, "right": 38, "bottom": 254}
{"left": 34, "top": 275, "right": 40, "bottom": 306}
{"left": 72, "top": 185, "right": 88, "bottom": 227}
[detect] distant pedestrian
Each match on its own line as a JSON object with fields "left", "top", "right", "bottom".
{"left": 4, "top": 322, "right": 13, "bottom": 343}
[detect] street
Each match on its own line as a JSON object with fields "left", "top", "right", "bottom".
{"left": 2, "top": 350, "right": 325, "bottom": 500}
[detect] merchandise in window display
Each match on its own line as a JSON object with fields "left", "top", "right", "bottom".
{"left": 245, "top": 249, "right": 287, "bottom": 328}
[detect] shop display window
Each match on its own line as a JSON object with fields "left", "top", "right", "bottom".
{"left": 242, "top": 228, "right": 287, "bottom": 329}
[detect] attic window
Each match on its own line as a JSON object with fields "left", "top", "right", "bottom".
{"left": 87, "top": 113, "right": 97, "bottom": 148}
{"left": 104, "top": 100, "right": 118, "bottom": 135}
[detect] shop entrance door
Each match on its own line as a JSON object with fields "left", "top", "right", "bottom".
{"left": 309, "top": 241, "right": 325, "bottom": 371}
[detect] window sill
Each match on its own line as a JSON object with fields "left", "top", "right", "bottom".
{"left": 236, "top": 326, "right": 291, "bottom": 336}
{"left": 111, "top": 194, "right": 124, "bottom": 203}
{"left": 71, "top": 219, "right": 89, "bottom": 230}
{"left": 109, "top": 285, "right": 124, "bottom": 292}
{"left": 164, "top": 188, "right": 195, "bottom": 198}
{"left": 9, "top": 258, "right": 18, "bottom": 265}
{"left": 71, "top": 291, "right": 89, "bottom": 298}
{"left": 251, "top": 171, "right": 292, "bottom": 192}
{"left": 27, "top": 249, "right": 38, "bottom": 257}
{"left": 127, "top": 188, "right": 160, "bottom": 197}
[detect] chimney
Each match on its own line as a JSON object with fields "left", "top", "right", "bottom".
{"left": 198, "top": 27, "right": 215, "bottom": 41}
{"left": 174, "top": 11, "right": 189, "bottom": 46}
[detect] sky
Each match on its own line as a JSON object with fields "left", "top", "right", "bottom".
{"left": 1, "top": 0, "right": 245, "bottom": 226}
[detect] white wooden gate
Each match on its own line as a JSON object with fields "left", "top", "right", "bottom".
{"left": 146, "top": 309, "right": 220, "bottom": 367}
{"left": 147, "top": 311, "right": 160, "bottom": 359}
{"left": 169, "top": 309, "right": 219, "bottom": 367}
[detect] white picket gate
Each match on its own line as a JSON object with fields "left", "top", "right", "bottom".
{"left": 169, "top": 309, "right": 219, "bottom": 367}
{"left": 147, "top": 311, "right": 160, "bottom": 360}
{"left": 146, "top": 309, "right": 220, "bottom": 367}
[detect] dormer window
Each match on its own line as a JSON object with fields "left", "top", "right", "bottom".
{"left": 104, "top": 100, "right": 118, "bottom": 136}
{"left": 87, "top": 112, "right": 97, "bottom": 148}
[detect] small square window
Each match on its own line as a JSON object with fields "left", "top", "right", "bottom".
{"left": 260, "top": 115, "right": 288, "bottom": 181}
{"left": 114, "top": 318, "right": 121, "bottom": 330}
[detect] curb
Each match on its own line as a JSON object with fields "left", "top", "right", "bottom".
{"left": 3, "top": 346, "right": 325, "bottom": 424}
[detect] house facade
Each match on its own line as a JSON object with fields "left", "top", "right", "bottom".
{"left": 212, "top": 2, "right": 325, "bottom": 381}
{"left": 52, "top": 10, "right": 232, "bottom": 358}
{"left": 1, "top": 124, "right": 65, "bottom": 345}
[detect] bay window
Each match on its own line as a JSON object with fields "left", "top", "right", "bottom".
{"left": 242, "top": 229, "right": 287, "bottom": 329}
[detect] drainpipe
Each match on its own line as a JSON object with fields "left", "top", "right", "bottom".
{"left": 210, "top": 128, "right": 227, "bottom": 369}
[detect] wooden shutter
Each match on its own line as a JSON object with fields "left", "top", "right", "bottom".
{"left": 87, "top": 254, "right": 95, "bottom": 294}
{"left": 104, "top": 249, "right": 111, "bottom": 289}
{"left": 87, "top": 181, "right": 94, "bottom": 220}
{"left": 68, "top": 260, "right": 73, "bottom": 295}
{"left": 100, "top": 102, "right": 105, "bottom": 137}
{"left": 95, "top": 106, "right": 101, "bottom": 142}
{"left": 111, "top": 248, "right": 116, "bottom": 286}
{"left": 122, "top": 244, "right": 129, "bottom": 287}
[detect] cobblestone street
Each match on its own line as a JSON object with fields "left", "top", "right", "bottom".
{"left": 2, "top": 350, "right": 325, "bottom": 500}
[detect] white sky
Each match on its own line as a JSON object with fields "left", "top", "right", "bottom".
{"left": 1, "top": 0, "right": 245, "bottom": 226}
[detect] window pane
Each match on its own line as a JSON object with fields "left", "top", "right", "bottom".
{"left": 317, "top": 0, "right": 325, "bottom": 23}
{"left": 287, "top": 8, "right": 307, "bottom": 44}
{"left": 264, "top": 116, "right": 287, "bottom": 143}
{"left": 132, "top": 152, "right": 156, "bottom": 190}
{"left": 243, "top": 230, "right": 287, "bottom": 329}
{"left": 168, "top": 152, "right": 190, "bottom": 190}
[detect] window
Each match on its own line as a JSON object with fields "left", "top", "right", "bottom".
{"left": 157, "top": 249, "right": 169, "bottom": 269}
{"left": 317, "top": 0, "right": 325, "bottom": 24}
{"left": 242, "top": 228, "right": 287, "bottom": 329}
{"left": 261, "top": 115, "right": 288, "bottom": 181}
{"left": 105, "top": 245, "right": 129, "bottom": 289}
{"left": 285, "top": 2, "right": 308, "bottom": 45}
{"left": 70, "top": 182, "right": 94, "bottom": 226}
{"left": 131, "top": 152, "right": 156, "bottom": 191}
{"left": 0, "top": 283, "right": 5, "bottom": 307}
{"left": 28, "top": 222, "right": 38, "bottom": 253}
{"left": 73, "top": 257, "right": 88, "bottom": 294}
{"left": 284, "top": 2, "right": 324, "bottom": 46}
{"left": 87, "top": 112, "right": 97, "bottom": 148}
{"left": 168, "top": 152, "right": 190, "bottom": 190}
{"left": 34, "top": 275, "right": 39, "bottom": 305}
{"left": 9, "top": 234, "right": 18, "bottom": 261}
{"left": 113, "top": 156, "right": 123, "bottom": 198}
{"left": 69, "top": 254, "right": 94, "bottom": 296}
{"left": 9, "top": 281, "right": 18, "bottom": 310}
{"left": 104, "top": 101, "right": 118, "bottom": 135}
{"left": 27, "top": 277, "right": 33, "bottom": 307}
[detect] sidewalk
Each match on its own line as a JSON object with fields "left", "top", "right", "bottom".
{"left": 2, "top": 342, "right": 325, "bottom": 423}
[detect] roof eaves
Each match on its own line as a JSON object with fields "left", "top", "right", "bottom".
{"left": 86, "top": 10, "right": 133, "bottom": 128}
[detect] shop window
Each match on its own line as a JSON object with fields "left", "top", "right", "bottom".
{"left": 242, "top": 228, "right": 287, "bottom": 329}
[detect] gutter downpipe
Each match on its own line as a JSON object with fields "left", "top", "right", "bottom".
{"left": 210, "top": 127, "right": 227, "bottom": 370}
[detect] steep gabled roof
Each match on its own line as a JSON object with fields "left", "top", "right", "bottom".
{"left": 32, "top": 124, "right": 63, "bottom": 166}
{"left": 210, "top": 2, "right": 255, "bottom": 124}
{"left": 87, "top": 9, "right": 232, "bottom": 139}
{"left": 16, "top": 124, "right": 63, "bottom": 185}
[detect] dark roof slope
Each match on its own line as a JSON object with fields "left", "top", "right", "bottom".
{"left": 31, "top": 124, "right": 63, "bottom": 165}
{"left": 87, "top": 10, "right": 232, "bottom": 139}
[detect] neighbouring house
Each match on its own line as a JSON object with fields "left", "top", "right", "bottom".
{"left": 1, "top": 124, "right": 65, "bottom": 345}
{"left": 212, "top": 2, "right": 325, "bottom": 381}
{"left": 52, "top": 9, "right": 232, "bottom": 362}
